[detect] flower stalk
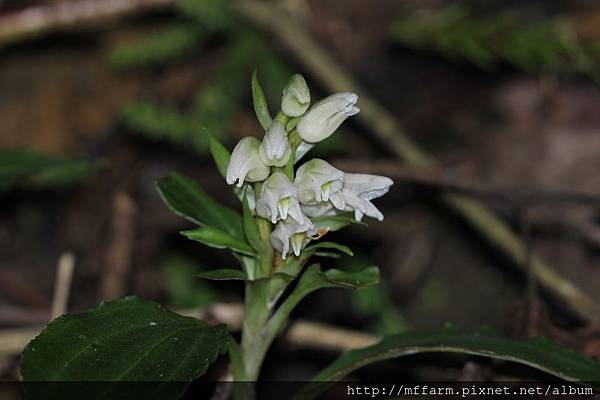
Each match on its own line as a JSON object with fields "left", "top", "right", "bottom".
{"left": 224, "top": 73, "right": 392, "bottom": 398}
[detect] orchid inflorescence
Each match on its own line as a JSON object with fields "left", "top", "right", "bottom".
{"left": 225, "top": 73, "right": 393, "bottom": 259}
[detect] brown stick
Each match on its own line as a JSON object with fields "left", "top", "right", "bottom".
{"left": 100, "top": 192, "right": 137, "bottom": 301}
{"left": 0, "top": 303, "right": 379, "bottom": 356}
{"left": 234, "top": 0, "right": 600, "bottom": 323}
{"left": 331, "top": 159, "right": 600, "bottom": 206}
{"left": 50, "top": 252, "right": 76, "bottom": 320}
{"left": 0, "top": 0, "right": 174, "bottom": 47}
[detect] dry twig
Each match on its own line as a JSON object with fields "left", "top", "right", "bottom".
{"left": 0, "top": 303, "right": 378, "bottom": 356}
{"left": 0, "top": 0, "right": 174, "bottom": 47}
{"left": 50, "top": 252, "right": 75, "bottom": 320}
{"left": 100, "top": 192, "right": 137, "bottom": 301}
{"left": 331, "top": 159, "right": 600, "bottom": 207}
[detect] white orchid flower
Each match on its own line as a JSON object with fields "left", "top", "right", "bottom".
{"left": 296, "top": 92, "right": 359, "bottom": 143}
{"left": 281, "top": 74, "right": 310, "bottom": 117}
{"left": 270, "top": 219, "right": 318, "bottom": 259}
{"left": 226, "top": 137, "right": 270, "bottom": 187}
{"left": 258, "top": 121, "right": 292, "bottom": 167}
{"left": 301, "top": 173, "right": 393, "bottom": 222}
{"left": 294, "top": 159, "right": 345, "bottom": 209}
{"left": 341, "top": 173, "right": 393, "bottom": 221}
{"left": 256, "top": 172, "right": 306, "bottom": 224}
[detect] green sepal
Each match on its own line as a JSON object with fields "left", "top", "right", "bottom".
{"left": 208, "top": 135, "right": 231, "bottom": 178}
{"left": 251, "top": 70, "right": 273, "bottom": 131}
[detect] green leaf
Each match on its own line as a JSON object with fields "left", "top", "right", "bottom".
{"left": 305, "top": 241, "right": 353, "bottom": 257}
{"left": 324, "top": 266, "right": 380, "bottom": 289}
{"left": 197, "top": 269, "right": 246, "bottom": 280}
{"left": 208, "top": 136, "right": 231, "bottom": 178}
{"left": 297, "top": 325, "right": 600, "bottom": 399}
{"left": 261, "top": 264, "right": 380, "bottom": 355}
{"left": 109, "top": 24, "right": 203, "bottom": 70}
{"left": 270, "top": 264, "right": 379, "bottom": 328}
{"left": 311, "top": 213, "right": 366, "bottom": 232}
{"left": 161, "top": 253, "right": 217, "bottom": 308}
{"left": 156, "top": 172, "right": 244, "bottom": 239}
{"left": 0, "top": 149, "right": 95, "bottom": 192}
{"left": 242, "top": 195, "right": 262, "bottom": 252}
{"left": 121, "top": 101, "right": 209, "bottom": 154}
{"left": 176, "top": 0, "right": 232, "bottom": 32}
{"left": 21, "top": 296, "right": 229, "bottom": 400}
{"left": 182, "top": 226, "right": 255, "bottom": 256}
{"left": 251, "top": 70, "right": 273, "bottom": 131}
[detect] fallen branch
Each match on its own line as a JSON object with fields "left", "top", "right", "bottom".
{"left": 50, "top": 252, "right": 75, "bottom": 320}
{"left": 100, "top": 192, "right": 137, "bottom": 301}
{"left": 0, "top": 0, "right": 174, "bottom": 47}
{"left": 331, "top": 159, "right": 600, "bottom": 206}
{"left": 234, "top": 0, "right": 600, "bottom": 324}
{"left": 0, "top": 302, "right": 379, "bottom": 356}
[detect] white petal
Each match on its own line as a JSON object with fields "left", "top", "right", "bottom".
{"left": 269, "top": 219, "right": 316, "bottom": 258}
{"left": 329, "top": 191, "right": 346, "bottom": 210}
{"left": 294, "top": 159, "right": 344, "bottom": 204}
{"left": 226, "top": 137, "right": 269, "bottom": 187}
{"left": 302, "top": 202, "right": 338, "bottom": 218}
{"left": 259, "top": 121, "right": 291, "bottom": 167}
{"left": 343, "top": 173, "right": 393, "bottom": 200}
{"left": 256, "top": 172, "right": 301, "bottom": 224}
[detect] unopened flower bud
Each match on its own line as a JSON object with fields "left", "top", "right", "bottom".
{"left": 297, "top": 93, "right": 359, "bottom": 143}
{"left": 258, "top": 121, "right": 291, "bottom": 167}
{"left": 281, "top": 74, "right": 310, "bottom": 117}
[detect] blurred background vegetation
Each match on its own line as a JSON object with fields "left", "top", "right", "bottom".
{"left": 2, "top": 0, "right": 600, "bottom": 394}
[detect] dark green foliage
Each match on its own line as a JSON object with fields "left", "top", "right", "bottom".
{"left": 354, "top": 285, "right": 409, "bottom": 334}
{"left": 0, "top": 149, "right": 95, "bottom": 192}
{"left": 110, "top": 24, "right": 204, "bottom": 70}
{"left": 175, "top": 0, "right": 231, "bottom": 32}
{"left": 155, "top": 172, "right": 244, "bottom": 239}
{"left": 21, "top": 297, "right": 229, "bottom": 400}
{"left": 161, "top": 253, "right": 218, "bottom": 308}
{"left": 121, "top": 102, "right": 207, "bottom": 152}
{"left": 391, "top": 4, "right": 600, "bottom": 79}
{"left": 112, "top": 0, "right": 291, "bottom": 154}
{"left": 298, "top": 325, "right": 600, "bottom": 399}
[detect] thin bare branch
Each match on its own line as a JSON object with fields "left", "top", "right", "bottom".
{"left": 0, "top": 0, "right": 174, "bottom": 47}
{"left": 0, "top": 303, "right": 378, "bottom": 356}
{"left": 100, "top": 192, "right": 137, "bottom": 301}
{"left": 50, "top": 252, "right": 75, "bottom": 320}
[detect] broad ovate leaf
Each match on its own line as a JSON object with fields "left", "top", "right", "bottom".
{"left": 21, "top": 296, "right": 229, "bottom": 400}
